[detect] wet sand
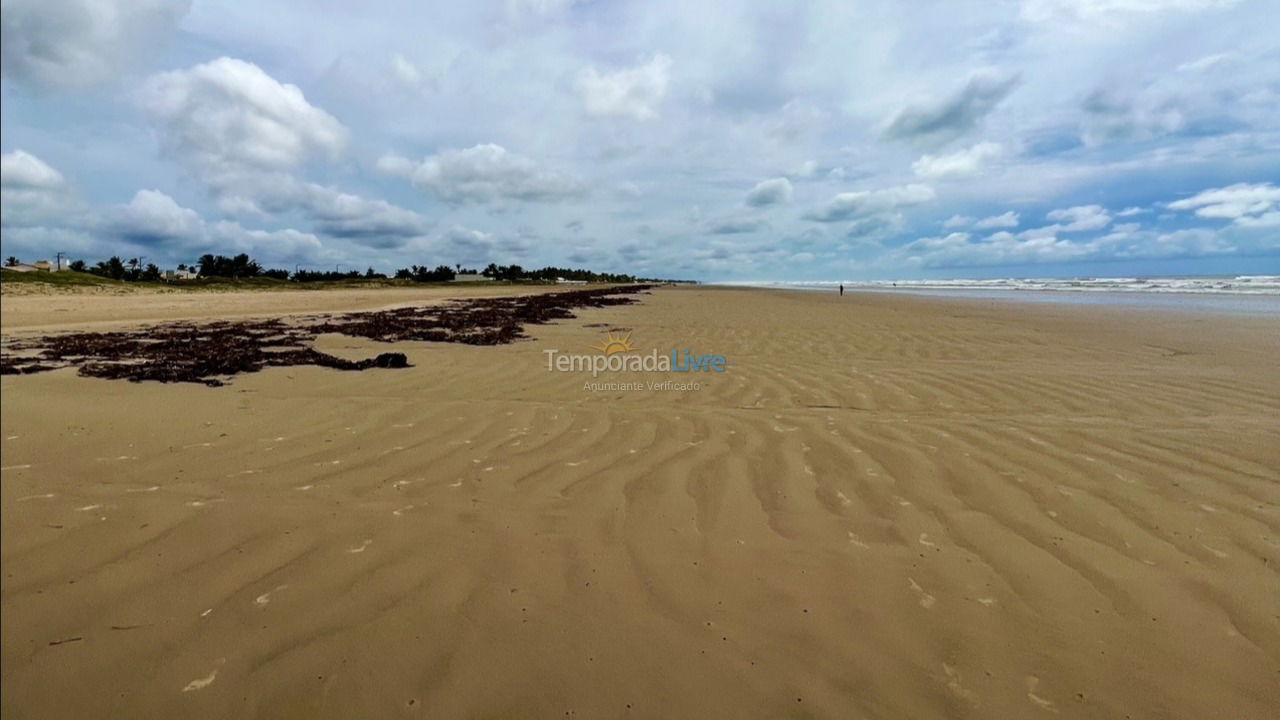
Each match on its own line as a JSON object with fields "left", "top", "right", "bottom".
{"left": 2, "top": 286, "right": 1277, "bottom": 719}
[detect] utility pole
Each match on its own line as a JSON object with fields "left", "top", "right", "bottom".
{"left": 56, "top": 251, "right": 65, "bottom": 271}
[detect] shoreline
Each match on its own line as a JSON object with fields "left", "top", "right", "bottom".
{"left": 715, "top": 283, "right": 1280, "bottom": 316}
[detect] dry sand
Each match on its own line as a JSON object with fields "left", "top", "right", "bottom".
{"left": 0, "top": 283, "right": 577, "bottom": 334}
{"left": 2, "top": 285, "right": 1277, "bottom": 719}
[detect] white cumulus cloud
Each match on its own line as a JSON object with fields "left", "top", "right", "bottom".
{"left": 384, "top": 144, "right": 583, "bottom": 203}
{"left": 745, "top": 177, "right": 793, "bottom": 207}
{"left": 912, "top": 142, "right": 1004, "bottom": 180}
{"left": 576, "top": 54, "right": 672, "bottom": 120}
{"left": 974, "top": 211, "right": 1020, "bottom": 229}
{"left": 1, "top": 150, "right": 71, "bottom": 224}
{"left": 141, "top": 57, "right": 348, "bottom": 175}
{"left": 1167, "top": 182, "right": 1280, "bottom": 227}
{"left": 805, "top": 184, "right": 936, "bottom": 222}
{"left": 1, "top": 150, "right": 66, "bottom": 189}
{"left": 1046, "top": 204, "right": 1112, "bottom": 232}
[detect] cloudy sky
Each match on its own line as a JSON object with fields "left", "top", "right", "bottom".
{"left": 2, "top": 0, "right": 1278, "bottom": 281}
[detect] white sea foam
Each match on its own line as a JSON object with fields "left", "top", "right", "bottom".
{"left": 736, "top": 275, "right": 1280, "bottom": 295}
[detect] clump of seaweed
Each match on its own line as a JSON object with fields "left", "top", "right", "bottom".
{"left": 0, "top": 285, "right": 651, "bottom": 386}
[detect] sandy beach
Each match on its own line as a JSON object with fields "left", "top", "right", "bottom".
{"left": 2, "top": 285, "right": 1277, "bottom": 719}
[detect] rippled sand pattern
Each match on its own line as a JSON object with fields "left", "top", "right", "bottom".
{"left": 2, "top": 287, "right": 1277, "bottom": 718}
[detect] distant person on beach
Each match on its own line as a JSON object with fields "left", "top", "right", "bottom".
{"left": 839, "top": 283, "right": 844, "bottom": 296}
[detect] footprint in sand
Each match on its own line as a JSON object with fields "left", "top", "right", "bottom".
{"left": 1025, "top": 676, "right": 1057, "bottom": 712}
{"left": 908, "top": 578, "right": 936, "bottom": 609}
{"left": 182, "top": 660, "right": 226, "bottom": 692}
{"left": 254, "top": 585, "right": 289, "bottom": 606}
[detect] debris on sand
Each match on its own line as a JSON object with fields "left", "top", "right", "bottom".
{"left": 0, "top": 285, "right": 651, "bottom": 386}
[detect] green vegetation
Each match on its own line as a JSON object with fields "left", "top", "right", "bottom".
{"left": 3, "top": 252, "right": 690, "bottom": 290}
{"left": 0, "top": 268, "right": 133, "bottom": 287}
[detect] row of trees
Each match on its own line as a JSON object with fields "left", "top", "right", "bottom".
{"left": 397, "top": 264, "right": 640, "bottom": 283}
{"left": 7, "top": 253, "right": 642, "bottom": 284}
{"left": 479, "top": 264, "right": 637, "bottom": 283}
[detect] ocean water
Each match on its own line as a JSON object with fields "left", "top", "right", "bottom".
{"left": 727, "top": 276, "right": 1280, "bottom": 314}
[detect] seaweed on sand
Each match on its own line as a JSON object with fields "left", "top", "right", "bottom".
{"left": 0, "top": 285, "right": 651, "bottom": 386}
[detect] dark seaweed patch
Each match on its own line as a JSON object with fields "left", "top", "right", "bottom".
{"left": 0, "top": 285, "right": 651, "bottom": 386}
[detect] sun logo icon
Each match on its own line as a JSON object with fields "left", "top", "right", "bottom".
{"left": 591, "top": 331, "right": 637, "bottom": 356}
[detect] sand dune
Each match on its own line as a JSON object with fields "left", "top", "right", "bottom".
{"left": 2, "top": 286, "right": 1277, "bottom": 718}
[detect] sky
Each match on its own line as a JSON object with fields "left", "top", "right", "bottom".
{"left": 1, "top": 0, "right": 1278, "bottom": 282}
